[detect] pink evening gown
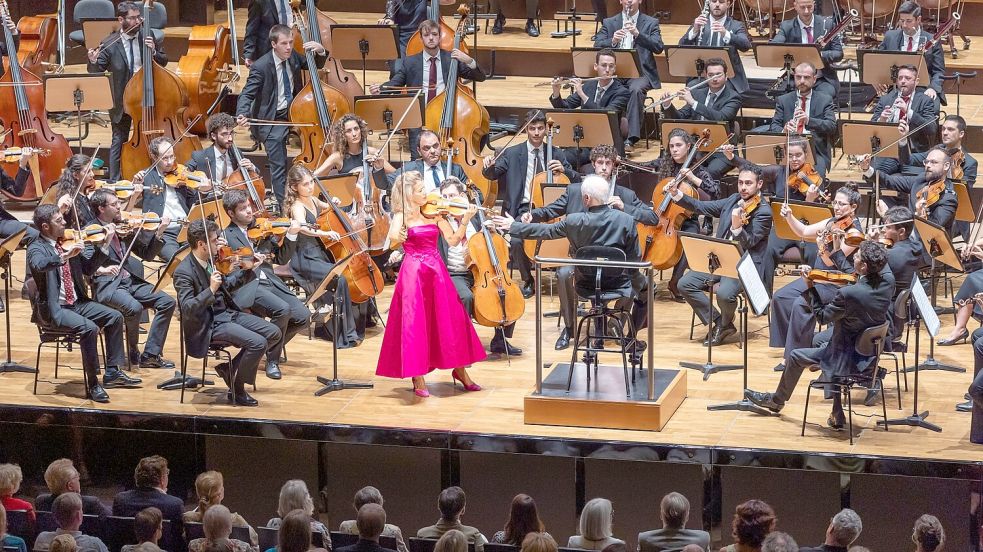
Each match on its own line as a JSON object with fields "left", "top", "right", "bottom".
{"left": 376, "top": 224, "right": 487, "bottom": 378}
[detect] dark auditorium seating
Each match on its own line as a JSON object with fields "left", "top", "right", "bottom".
{"left": 408, "top": 538, "right": 475, "bottom": 552}
{"left": 257, "top": 527, "right": 278, "bottom": 552}
{"left": 4, "top": 510, "right": 33, "bottom": 542}
{"left": 485, "top": 544, "right": 581, "bottom": 552}
{"left": 184, "top": 521, "right": 252, "bottom": 544}
{"left": 329, "top": 531, "right": 398, "bottom": 550}
{"left": 104, "top": 516, "right": 174, "bottom": 552}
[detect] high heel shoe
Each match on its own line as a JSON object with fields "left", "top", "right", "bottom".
{"left": 452, "top": 372, "right": 482, "bottom": 392}
{"left": 937, "top": 328, "right": 969, "bottom": 346}
{"left": 414, "top": 388, "right": 430, "bottom": 398}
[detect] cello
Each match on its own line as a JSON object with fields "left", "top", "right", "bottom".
{"left": 120, "top": 0, "right": 201, "bottom": 180}
{"left": 224, "top": 143, "right": 269, "bottom": 217}
{"left": 351, "top": 139, "right": 391, "bottom": 254}
{"left": 406, "top": 0, "right": 468, "bottom": 56}
{"left": 424, "top": 6, "right": 495, "bottom": 207}
{"left": 175, "top": 22, "right": 233, "bottom": 134}
{"left": 0, "top": 0, "right": 70, "bottom": 202}
{"left": 523, "top": 118, "right": 569, "bottom": 259}
{"left": 467, "top": 187, "right": 525, "bottom": 329}
{"left": 293, "top": 0, "right": 363, "bottom": 106}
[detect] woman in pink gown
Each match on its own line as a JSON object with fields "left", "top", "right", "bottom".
{"left": 376, "top": 171, "right": 486, "bottom": 397}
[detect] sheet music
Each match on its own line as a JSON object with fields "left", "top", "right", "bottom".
{"left": 910, "top": 275, "right": 941, "bottom": 338}
{"left": 737, "top": 253, "right": 770, "bottom": 316}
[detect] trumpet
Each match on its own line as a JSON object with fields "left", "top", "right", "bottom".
{"left": 534, "top": 75, "right": 618, "bottom": 87}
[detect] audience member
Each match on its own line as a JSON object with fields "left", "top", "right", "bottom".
{"left": 1, "top": 503, "right": 29, "bottom": 552}
{"left": 0, "top": 465, "right": 35, "bottom": 523}
{"left": 567, "top": 498, "right": 624, "bottom": 551}
{"left": 520, "top": 532, "right": 557, "bottom": 552}
{"left": 121, "top": 508, "right": 164, "bottom": 552}
{"left": 762, "top": 533, "right": 797, "bottom": 552}
{"left": 911, "top": 514, "right": 945, "bottom": 552}
{"left": 184, "top": 471, "right": 258, "bottom": 547}
{"left": 336, "top": 504, "right": 394, "bottom": 552}
{"left": 188, "top": 506, "right": 254, "bottom": 552}
{"left": 338, "top": 487, "right": 407, "bottom": 552}
{"left": 720, "top": 500, "right": 776, "bottom": 552}
{"left": 600, "top": 543, "right": 626, "bottom": 552}
{"left": 49, "top": 534, "right": 77, "bottom": 552}
{"left": 417, "top": 487, "right": 487, "bottom": 552}
{"left": 433, "top": 530, "right": 468, "bottom": 552}
{"left": 491, "top": 494, "right": 549, "bottom": 546}
{"left": 270, "top": 510, "right": 329, "bottom": 552}
{"left": 800, "top": 509, "right": 861, "bottom": 552}
{"left": 112, "top": 456, "right": 184, "bottom": 547}
{"left": 33, "top": 493, "right": 109, "bottom": 552}
{"left": 680, "top": 546, "right": 703, "bottom": 552}
{"left": 638, "top": 492, "right": 710, "bottom": 552}
{"left": 266, "top": 481, "right": 330, "bottom": 551}
{"left": 35, "top": 460, "right": 110, "bottom": 518}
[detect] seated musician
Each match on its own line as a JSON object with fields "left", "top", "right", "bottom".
{"left": 51, "top": 155, "right": 116, "bottom": 230}
{"left": 283, "top": 165, "right": 364, "bottom": 348}
{"left": 172, "top": 218, "right": 282, "bottom": 407}
{"left": 593, "top": 0, "right": 664, "bottom": 151}
{"left": 664, "top": 166, "right": 772, "bottom": 346}
{"left": 86, "top": 1, "right": 168, "bottom": 182}
{"left": 746, "top": 241, "right": 894, "bottom": 429}
{"left": 435, "top": 178, "right": 521, "bottom": 356}
{"left": 770, "top": 0, "right": 843, "bottom": 98}
{"left": 28, "top": 204, "right": 139, "bottom": 403}
{"left": 873, "top": 207, "right": 920, "bottom": 340}
{"left": 135, "top": 137, "right": 214, "bottom": 262}
{"left": 487, "top": 0, "right": 541, "bottom": 36}
{"left": 378, "top": 0, "right": 427, "bottom": 57}
{"left": 678, "top": 0, "right": 752, "bottom": 94}
{"left": 769, "top": 185, "right": 862, "bottom": 372}
{"left": 482, "top": 111, "right": 578, "bottom": 298}
{"left": 236, "top": 24, "right": 326, "bottom": 208}
{"left": 0, "top": 148, "right": 37, "bottom": 312}
{"left": 87, "top": 189, "right": 176, "bottom": 370}
{"left": 878, "top": 2, "right": 945, "bottom": 103}
{"left": 387, "top": 130, "right": 474, "bottom": 195}
{"left": 768, "top": 62, "right": 837, "bottom": 177}
{"left": 939, "top": 236, "right": 983, "bottom": 347}
{"left": 315, "top": 114, "right": 396, "bottom": 180}
{"left": 870, "top": 64, "right": 939, "bottom": 155}
{"left": 222, "top": 189, "right": 311, "bottom": 380}
{"left": 243, "top": 0, "right": 293, "bottom": 67}
{"left": 657, "top": 58, "right": 741, "bottom": 179}
{"left": 187, "top": 114, "right": 259, "bottom": 189}
{"left": 369, "top": 19, "right": 486, "bottom": 159}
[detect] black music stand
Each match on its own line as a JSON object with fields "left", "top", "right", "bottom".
{"left": 318, "top": 173, "right": 360, "bottom": 209}
{"left": 839, "top": 121, "right": 902, "bottom": 159}
{"left": 44, "top": 74, "right": 113, "bottom": 145}
{"left": 743, "top": 132, "right": 817, "bottom": 168}
{"left": 330, "top": 25, "right": 399, "bottom": 94}
{"left": 857, "top": 50, "right": 930, "bottom": 89}
{"left": 658, "top": 121, "right": 729, "bottom": 151}
{"left": 306, "top": 253, "right": 374, "bottom": 396}
{"left": 878, "top": 275, "right": 943, "bottom": 432}
{"left": 664, "top": 45, "right": 736, "bottom": 81}
{"left": 354, "top": 95, "right": 425, "bottom": 161}
{"left": 678, "top": 232, "right": 743, "bottom": 380}
{"left": 754, "top": 43, "right": 824, "bottom": 96}
{"left": 913, "top": 216, "right": 965, "bottom": 373}
{"left": 0, "top": 229, "right": 33, "bottom": 373}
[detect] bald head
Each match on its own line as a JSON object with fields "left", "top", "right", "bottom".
{"left": 356, "top": 503, "right": 387, "bottom": 541}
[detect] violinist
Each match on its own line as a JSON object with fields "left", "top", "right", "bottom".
{"left": 243, "top": 0, "right": 293, "bottom": 67}
{"left": 878, "top": 2, "right": 945, "bottom": 103}
{"left": 678, "top": 0, "right": 752, "bottom": 93}
{"left": 222, "top": 189, "right": 310, "bottom": 380}
{"left": 938, "top": 235, "right": 983, "bottom": 347}
{"left": 870, "top": 64, "right": 939, "bottom": 155}
{"left": 87, "top": 188, "right": 176, "bottom": 370}
{"left": 314, "top": 114, "right": 395, "bottom": 180}
{"left": 172, "top": 218, "right": 282, "bottom": 407}
{"left": 186, "top": 114, "right": 258, "bottom": 186}
{"left": 745, "top": 240, "right": 894, "bottom": 430}
{"left": 665, "top": 167, "right": 772, "bottom": 347}
{"left": 378, "top": 0, "right": 427, "bottom": 56}
{"left": 768, "top": 62, "right": 837, "bottom": 177}
{"left": 283, "top": 165, "right": 363, "bottom": 348}
{"left": 860, "top": 147, "right": 957, "bottom": 236}
{"left": 236, "top": 24, "right": 327, "bottom": 207}
{"left": 27, "top": 204, "right": 138, "bottom": 404}
{"left": 86, "top": 1, "right": 168, "bottom": 182}
{"left": 770, "top": 0, "right": 843, "bottom": 98}
{"left": 0, "top": 147, "right": 37, "bottom": 243}
{"left": 593, "top": 0, "right": 664, "bottom": 152}
{"left": 388, "top": 129, "right": 472, "bottom": 194}
{"left": 52, "top": 155, "right": 103, "bottom": 228}
{"left": 376, "top": 171, "right": 485, "bottom": 398}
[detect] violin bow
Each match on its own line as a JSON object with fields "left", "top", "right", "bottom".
{"left": 110, "top": 222, "right": 145, "bottom": 280}
{"left": 67, "top": 144, "right": 103, "bottom": 231}
{"left": 489, "top": 109, "right": 544, "bottom": 164}
{"left": 374, "top": 87, "right": 426, "bottom": 156}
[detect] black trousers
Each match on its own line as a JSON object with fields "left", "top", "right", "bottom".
{"left": 449, "top": 271, "right": 514, "bottom": 339}
{"left": 625, "top": 77, "right": 655, "bottom": 142}
{"left": 50, "top": 301, "right": 126, "bottom": 385}
{"left": 159, "top": 227, "right": 184, "bottom": 263}
{"left": 103, "top": 279, "right": 175, "bottom": 361}
{"left": 679, "top": 271, "right": 741, "bottom": 329}
{"left": 250, "top": 279, "right": 311, "bottom": 362}
{"left": 211, "top": 311, "right": 281, "bottom": 388}
{"left": 769, "top": 278, "right": 838, "bottom": 360}
{"left": 109, "top": 114, "right": 132, "bottom": 182}
{"left": 264, "top": 110, "right": 291, "bottom": 207}
{"left": 776, "top": 345, "right": 845, "bottom": 416}
{"left": 761, "top": 234, "right": 816, "bottom": 295}
{"left": 970, "top": 328, "right": 983, "bottom": 444}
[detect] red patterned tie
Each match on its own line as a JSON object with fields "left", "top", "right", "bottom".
{"left": 427, "top": 56, "right": 437, "bottom": 103}
{"left": 907, "top": 36, "right": 913, "bottom": 51}
{"left": 56, "top": 243, "right": 76, "bottom": 306}
{"left": 804, "top": 26, "right": 813, "bottom": 43}
{"left": 899, "top": 96, "right": 910, "bottom": 120}
{"left": 798, "top": 95, "right": 807, "bottom": 133}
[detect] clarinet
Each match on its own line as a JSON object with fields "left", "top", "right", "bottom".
{"left": 698, "top": 0, "right": 711, "bottom": 45}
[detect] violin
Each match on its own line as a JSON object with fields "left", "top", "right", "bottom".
{"left": 786, "top": 163, "right": 830, "bottom": 202}
{"left": 821, "top": 215, "right": 862, "bottom": 249}
{"left": 91, "top": 179, "right": 162, "bottom": 199}
{"left": 117, "top": 211, "right": 162, "bottom": 234}
{"left": 0, "top": 146, "right": 50, "bottom": 163}
{"left": 466, "top": 187, "right": 525, "bottom": 328}
{"left": 421, "top": 191, "right": 479, "bottom": 218}
{"left": 804, "top": 268, "right": 857, "bottom": 286}
{"left": 916, "top": 179, "right": 947, "bottom": 208}
{"left": 215, "top": 245, "right": 256, "bottom": 275}
{"left": 247, "top": 217, "right": 294, "bottom": 241}
{"left": 738, "top": 194, "right": 761, "bottom": 226}
{"left": 163, "top": 164, "right": 209, "bottom": 189}
{"left": 59, "top": 224, "right": 108, "bottom": 248}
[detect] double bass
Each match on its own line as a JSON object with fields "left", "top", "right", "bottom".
{"left": 351, "top": 139, "right": 390, "bottom": 254}
{"left": 175, "top": 20, "right": 233, "bottom": 134}
{"left": 7, "top": 13, "right": 57, "bottom": 75}
{"left": 0, "top": 0, "right": 70, "bottom": 201}
{"left": 523, "top": 118, "right": 569, "bottom": 259}
{"left": 467, "top": 188, "right": 525, "bottom": 329}
{"left": 406, "top": 0, "right": 469, "bottom": 56}
{"left": 424, "top": 6, "right": 495, "bottom": 207}
{"left": 224, "top": 144, "right": 269, "bottom": 217}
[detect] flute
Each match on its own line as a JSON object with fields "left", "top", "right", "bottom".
{"left": 534, "top": 76, "right": 618, "bottom": 87}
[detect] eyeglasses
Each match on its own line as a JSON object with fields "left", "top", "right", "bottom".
{"left": 419, "top": 144, "right": 441, "bottom": 151}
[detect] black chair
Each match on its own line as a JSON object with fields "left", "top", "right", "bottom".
{"left": 408, "top": 537, "right": 475, "bottom": 552}
{"left": 870, "top": 289, "right": 911, "bottom": 409}
{"left": 4, "top": 510, "right": 33, "bottom": 541}
{"left": 176, "top": 301, "right": 236, "bottom": 405}
{"left": 105, "top": 516, "right": 174, "bottom": 552}
{"left": 802, "top": 321, "right": 891, "bottom": 445}
{"left": 80, "top": 514, "right": 107, "bottom": 541}
{"left": 330, "top": 532, "right": 358, "bottom": 549}
{"left": 484, "top": 544, "right": 518, "bottom": 552}
{"left": 257, "top": 527, "right": 278, "bottom": 552}
{"left": 35, "top": 511, "right": 58, "bottom": 534}
{"left": 4, "top": 546, "right": 22, "bottom": 552}
{"left": 312, "top": 531, "right": 325, "bottom": 549}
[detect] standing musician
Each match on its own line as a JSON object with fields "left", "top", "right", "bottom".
{"left": 87, "top": 189, "right": 176, "bottom": 370}
{"left": 488, "top": 0, "right": 541, "bottom": 36}
{"left": 369, "top": 19, "right": 486, "bottom": 159}
{"left": 236, "top": 24, "right": 327, "bottom": 207}
{"left": 769, "top": 62, "right": 837, "bottom": 177}
{"left": 665, "top": 167, "right": 772, "bottom": 346}
{"left": 678, "top": 0, "right": 752, "bottom": 93}
{"left": 243, "top": 0, "right": 293, "bottom": 67}
{"left": 173, "top": 218, "right": 282, "bottom": 407}
{"left": 770, "top": 0, "right": 843, "bottom": 99}
{"left": 86, "top": 1, "right": 168, "bottom": 183}
{"left": 222, "top": 190, "right": 311, "bottom": 380}
{"left": 482, "top": 111, "right": 577, "bottom": 297}
{"left": 378, "top": 0, "right": 427, "bottom": 56}
{"left": 860, "top": 148, "right": 958, "bottom": 237}
{"left": 746, "top": 241, "right": 894, "bottom": 429}
{"left": 593, "top": 0, "right": 664, "bottom": 152}
{"left": 314, "top": 114, "right": 396, "bottom": 180}
{"left": 28, "top": 204, "right": 140, "bottom": 404}
{"left": 870, "top": 64, "right": 939, "bottom": 154}
{"left": 878, "top": 1, "right": 945, "bottom": 103}
{"left": 186, "top": 114, "right": 259, "bottom": 186}
{"left": 387, "top": 129, "right": 473, "bottom": 194}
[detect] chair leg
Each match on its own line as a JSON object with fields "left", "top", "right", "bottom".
{"left": 33, "top": 343, "right": 43, "bottom": 395}
{"left": 892, "top": 355, "right": 902, "bottom": 409}
{"left": 845, "top": 386, "right": 854, "bottom": 446}
{"left": 612, "top": 321, "right": 630, "bottom": 397}
{"left": 567, "top": 315, "right": 590, "bottom": 392}
{"left": 802, "top": 382, "right": 813, "bottom": 436}
{"left": 179, "top": 351, "right": 188, "bottom": 404}
{"left": 880, "top": 381, "right": 889, "bottom": 431}
{"left": 54, "top": 341, "right": 60, "bottom": 379}
{"left": 689, "top": 308, "right": 696, "bottom": 340}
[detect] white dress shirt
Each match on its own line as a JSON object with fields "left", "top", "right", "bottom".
{"left": 123, "top": 32, "right": 142, "bottom": 72}
{"left": 445, "top": 218, "right": 478, "bottom": 273}
{"left": 688, "top": 15, "right": 732, "bottom": 45}
{"left": 524, "top": 141, "right": 544, "bottom": 204}
{"left": 422, "top": 162, "right": 445, "bottom": 192}
{"left": 422, "top": 51, "right": 446, "bottom": 97}
{"left": 797, "top": 16, "right": 817, "bottom": 43}
{"left": 620, "top": 10, "right": 639, "bottom": 49}
{"left": 275, "top": 57, "right": 293, "bottom": 110}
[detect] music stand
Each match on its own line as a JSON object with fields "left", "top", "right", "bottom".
{"left": 743, "top": 132, "right": 816, "bottom": 167}
{"left": 658, "top": 121, "right": 729, "bottom": 152}
{"left": 664, "top": 45, "right": 736, "bottom": 79}
{"left": 177, "top": 202, "right": 230, "bottom": 243}
{"left": 329, "top": 25, "right": 399, "bottom": 94}
{"left": 571, "top": 48, "right": 642, "bottom": 79}
{"left": 82, "top": 19, "right": 118, "bottom": 51}
{"left": 770, "top": 199, "right": 833, "bottom": 241}
{"left": 839, "top": 121, "right": 902, "bottom": 158}
{"left": 0, "top": 229, "right": 33, "bottom": 373}
{"left": 857, "top": 50, "right": 930, "bottom": 87}
{"left": 678, "top": 231, "right": 743, "bottom": 380}
{"left": 913, "top": 216, "right": 965, "bottom": 373}
{"left": 953, "top": 182, "right": 974, "bottom": 222}
{"left": 753, "top": 43, "right": 824, "bottom": 72}
{"left": 151, "top": 244, "right": 191, "bottom": 295}
{"left": 545, "top": 109, "right": 621, "bottom": 153}
{"left": 319, "top": 174, "right": 359, "bottom": 209}
{"left": 354, "top": 95, "right": 424, "bottom": 160}
{"left": 44, "top": 74, "right": 113, "bottom": 146}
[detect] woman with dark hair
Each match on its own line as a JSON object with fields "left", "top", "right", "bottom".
{"left": 269, "top": 510, "right": 330, "bottom": 552}
{"left": 491, "top": 495, "right": 549, "bottom": 545}
{"left": 313, "top": 114, "right": 395, "bottom": 179}
{"left": 720, "top": 500, "right": 776, "bottom": 552}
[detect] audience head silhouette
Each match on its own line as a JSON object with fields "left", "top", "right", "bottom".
{"left": 761, "top": 532, "right": 797, "bottom": 552}
{"left": 438, "top": 487, "right": 467, "bottom": 521}
{"left": 44, "top": 459, "right": 81, "bottom": 496}
{"left": 279, "top": 509, "right": 316, "bottom": 552}
{"left": 434, "top": 529, "right": 467, "bottom": 552}
{"left": 660, "top": 492, "right": 690, "bottom": 530}
{"left": 356, "top": 503, "right": 386, "bottom": 541}
{"left": 520, "top": 532, "right": 557, "bottom": 552}
{"left": 730, "top": 499, "right": 776, "bottom": 550}
{"left": 53, "top": 492, "right": 83, "bottom": 531}
{"left": 502, "top": 494, "right": 545, "bottom": 546}
{"left": 194, "top": 471, "right": 226, "bottom": 514}
{"left": 0, "top": 464, "right": 24, "bottom": 498}
{"left": 134, "top": 507, "right": 163, "bottom": 545}
{"left": 912, "top": 514, "right": 945, "bottom": 552}
{"left": 578, "top": 498, "right": 615, "bottom": 542}
{"left": 278, "top": 480, "right": 316, "bottom": 518}
{"left": 826, "top": 509, "right": 862, "bottom": 548}
{"left": 134, "top": 456, "right": 169, "bottom": 491}
{"left": 49, "top": 534, "right": 77, "bottom": 552}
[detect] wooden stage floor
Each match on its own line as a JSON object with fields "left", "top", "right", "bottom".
{"left": 0, "top": 251, "right": 978, "bottom": 464}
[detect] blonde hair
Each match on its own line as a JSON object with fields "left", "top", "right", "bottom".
{"left": 390, "top": 171, "right": 423, "bottom": 215}
{"left": 0, "top": 464, "right": 24, "bottom": 496}
{"left": 285, "top": 165, "right": 316, "bottom": 215}
{"left": 520, "top": 532, "right": 558, "bottom": 552}
{"left": 912, "top": 514, "right": 945, "bottom": 552}
{"left": 434, "top": 530, "right": 468, "bottom": 552}
{"left": 578, "top": 498, "right": 614, "bottom": 542}
{"left": 45, "top": 459, "right": 79, "bottom": 495}
{"left": 50, "top": 534, "right": 78, "bottom": 552}
{"left": 194, "top": 471, "right": 225, "bottom": 513}
{"left": 277, "top": 480, "right": 315, "bottom": 519}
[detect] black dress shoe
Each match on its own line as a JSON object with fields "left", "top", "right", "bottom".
{"left": 492, "top": 12, "right": 505, "bottom": 34}
{"left": 521, "top": 281, "right": 535, "bottom": 299}
{"left": 956, "top": 400, "right": 973, "bottom": 412}
{"left": 233, "top": 389, "right": 259, "bottom": 407}
{"left": 773, "top": 362, "right": 786, "bottom": 372}
{"left": 140, "top": 353, "right": 175, "bottom": 369}
{"left": 525, "top": 19, "right": 539, "bottom": 36}
{"left": 490, "top": 338, "right": 523, "bottom": 356}
{"left": 213, "top": 362, "right": 231, "bottom": 386}
{"left": 744, "top": 389, "right": 784, "bottom": 413}
{"left": 937, "top": 328, "right": 969, "bottom": 346}
{"left": 555, "top": 327, "right": 572, "bottom": 350}
{"left": 87, "top": 384, "right": 110, "bottom": 403}
{"left": 103, "top": 368, "right": 142, "bottom": 388}
{"left": 703, "top": 324, "right": 737, "bottom": 347}
{"left": 266, "top": 361, "right": 282, "bottom": 380}
{"left": 827, "top": 410, "right": 846, "bottom": 430}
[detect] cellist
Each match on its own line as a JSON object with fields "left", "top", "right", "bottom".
{"left": 313, "top": 114, "right": 395, "bottom": 179}
{"left": 187, "top": 114, "right": 259, "bottom": 186}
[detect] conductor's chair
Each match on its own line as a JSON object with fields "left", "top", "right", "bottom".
{"left": 801, "top": 321, "right": 891, "bottom": 445}
{"left": 566, "top": 246, "right": 641, "bottom": 397}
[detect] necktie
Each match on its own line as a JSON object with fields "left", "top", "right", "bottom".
{"left": 899, "top": 96, "right": 910, "bottom": 120}
{"left": 56, "top": 244, "right": 76, "bottom": 306}
{"left": 128, "top": 37, "right": 136, "bottom": 77}
{"left": 702, "top": 91, "right": 716, "bottom": 121}
{"left": 430, "top": 165, "right": 441, "bottom": 188}
{"left": 111, "top": 234, "right": 131, "bottom": 280}
{"left": 907, "top": 35, "right": 913, "bottom": 51}
{"left": 280, "top": 60, "right": 293, "bottom": 105}
{"left": 594, "top": 85, "right": 604, "bottom": 104}
{"left": 798, "top": 95, "right": 807, "bottom": 132}
{"left": 804, "top": 25, "right": 813, "bottom": 43}
{"left": 278, "top": 0, "right": 289, "bottom": 25}
{"left": 533, "top": 148, "right": 543, "bottom": 175}
{"left": 427, "top": 56, "right": 437, "bottom": 103}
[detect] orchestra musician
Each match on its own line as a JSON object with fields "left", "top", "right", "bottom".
{"left": 872, "top": 207, "right": 921, "bottom": 344}
{"left": 87, "top": 189, "right": 176, "bottom": 370}
{"left": 678, "top": 0, "right": 752, "bottom": 93}
{"left": 86, "top": 1, "right": 168, "bottom": 183}
{"left": 549, "top": 49, "right": 630, "bottom": 125}
{"left": 0, "top": 12, "right": 18, "bottom": 78}
{"left": 665, "top": 166, "right": 772, "bottom": 346}
{"left": 172, "top": 218, "right": 282, "bottom": 407}
{"left": 770, "top": 0, "right": 843, "bottom": 98}
{"left": 745, "top": 240, "right": 894, "bottom": 429}
{"left": 870, "top": 64, "right": 939, "bottom": 154}
{"left": 769, "top": 62, "right": 837, "bottom": 177}
{"left": 482, "top": 111, "right": 578, "bottom": 297}
{"left": 222, "top": 190, "right": 311, "bottom": 380}
{"left": 0, "top": 149, "right": 36, "bottom": 312}
{"left": 488, "top": 0, "right": 541, "bottom": 36}
{"left": 878, "top": 1, "right": 945, "bottom": 103}
{"left": 593, "top": 0, "right": 664, "bottom": 152}
{"left": 388, "top": 129, "right": 473, "bottom": 194}
{"left": 939, "top": 236, "right": 983, "bottom": 347}
{"left": 970, "top": 326, "right": 983, "bottom": 443}
{"left": 315, "top": 114, "right": 396, "bottom": 179}
{"left": 186, "top": 114, "right": 259, "bottom": 185}
{"left": 52, "top": 155, "right": 107, "bottom": 229}
{"left": 379, "top": 0, "right": 427, "bottom": 56}
{"left": 243, "top": 0, "right": 293, "bottom": 67}
{"left": 28, "top": 204, "right": 140, "bottom": 404}
{"left": 236, "top": 24, "right": 327, "bottom": 207}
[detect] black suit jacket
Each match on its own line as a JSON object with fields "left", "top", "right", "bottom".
{"left": 382, "top": 50, "right": 487, "bottom": 89}
{"left": 1, "top": 167, "right": 29, "bottom": 221}
{"left": 903, "top": 146, "right": 978, "bottom": 186}
{"left": 337, "top": 540, "right": 397, "bottom": 552}
{"left": 870, "top": 89, "right": 939, "bottom": 152}
{"left": 222, "top": 223, "right": 298, "bottom": 308}
{"left": 140, "top": 169, "right": 195, "bottom": 218}
{"left": 879, "top": 28, "right": 946, "bottom": 103}
{"left": 677, "top": 193, "right": 773, "bottom": 271}
{"left": 112, "top": 487, "right": 184, "bottom": 547}
{"left": 865, "top": 170, "right": 958, "bottom": 231}
{"left": 678, "top": 16, "right": 752, "bottom": 92}
{"left": 663, "top": 82, "right": 742, "bottom": 123}
{"left": 549, "top": 79, "right": 630, "bottom": 116}
{"left": 243, "top": 0, "right": 281, "bottom": 63}
{"left": 529, "top": 181, "right": 659, "bottom": 227}
{"left": 90, "top": 30, "right": 168, "bottom": 123}
{"left": 186, "top": 146, "right": 241, "bottom": 182}
{"left": 235, "top": 49, "right": 325, "bottom": 142}
{"left": 771, "top": 16, "right": 843, "bottom": 93}
{"left": 89, "top": 225, "right": 164, "bottom": 301}
{"left": 482, "top": 143, "right": 577, "bottom": 217}
{"left": 27, "top": 238, "right": 106, "bottom": 327}
{"left": 172, "top": 252, "right": 252, "bottom": 359}
{"left": 385, "top": 160, "right": 471, "bottom": 193}
{"left": 769, "top": 90, "right": 837, "bottom": 172}
{"left": 594, "top": 12, "right": 664, "bottom": 87}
